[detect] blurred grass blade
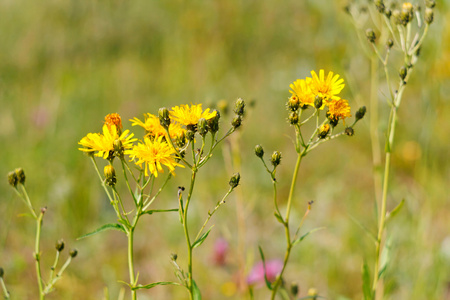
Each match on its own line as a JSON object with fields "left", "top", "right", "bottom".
{"left": 192, "top": 227, "right": 213, "bottom": 249}
{"left": 292, "top": 227, "right": 325, "bottom": 247}
{"left": 258, "top": 246, "right": 273, "bottom": 290}
{"left": 362, "top": 261, "right": 373, "bottom": 300}
{"left": 192, "top": 280, "right": 202, "bottom": 300}
{"left": 347, "top": 214, "right": 377, "bottom": 242}
{"left": 132, "top": 281, "right": 181, "bottom": 290}
{"left": 385, "top": 199, "right": 405, "bottom": 224}
{"left": 77, "top": 223, "right": 126, "bottom": 240}
{"left": 378, "top": 238, "right": 391, "bottom": 279}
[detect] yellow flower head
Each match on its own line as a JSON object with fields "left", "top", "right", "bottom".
{"left": 289, "top": 79, "right": 315, "bottom": 107}
{"left": 125, "top": 136, "right": 184, "bottom": 177}
{"left": 104, "top": 113, "right": 123, "bottom": 131}
{"left": 78, "top": 124, "right": 136, "bottom": 159}
{"left": 308, "top": 70, "right": 345, "bottom": 102}
{"left": 170, "top": 104, "right": 217, "bottom": 127}
{"left": 130, "top": 114, "right": 186, "bottom": 139}
{"left": 327, "top": 98, "right": 352, "bottom": 123}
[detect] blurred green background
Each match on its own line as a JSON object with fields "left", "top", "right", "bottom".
{"left": 1, "top": 0, "right": 449, "bottom": 299}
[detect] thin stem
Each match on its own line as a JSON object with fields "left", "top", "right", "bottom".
{"left": 1, "top": 277, "right": 10, "bottom": 299}
{"left": 35, "top": 211, "right": 44, "bottom": 300}
{"left": 48, "top": 251, "right": 60, "bottom": 284}
{"left": 43, "top": 256, "right": 73, "bottom": 295}
{"left": 183, "top": 171, "right": 197, "bottom": 300}
{"left": 409, "top": 24, "right": 429, "bottom": 55}
{"left": 90, "top": 157, "right": 114, "bottom": 203}
{"left": 128, "top": 229, "right": 137, "bottom": 300}
{"left": 121, "top": 159, "right": 138, "bottom": 206}
{"left": 20, "top": 185, "right": 37, "bottom": 219}
{"left": 142, "top": 174, "right": 172, "bottom": 211}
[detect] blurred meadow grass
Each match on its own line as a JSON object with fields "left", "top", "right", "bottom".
{"left": 1, "top": 0, "right": 449, "bottom": 299}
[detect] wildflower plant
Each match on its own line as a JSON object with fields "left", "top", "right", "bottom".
{"left": 255, "top": 70, "right": 365, "bottom": 299}
{"left": 347, "top": 1, "right": 435, "bottom": 298}
{"left": 4, "top": 168, "right": 77, "bottom": 299}
{"left": 78, "top": 102, "right": 242, "bottom": 299}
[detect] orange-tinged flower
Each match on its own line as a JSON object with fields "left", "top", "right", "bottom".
{"left": 327, "top": 98, "right": 352, "bottom": 123}
{"left": 104, "top": 113, "right": 123, "bottom": 131}
{"left": 125, "top": 136, "right": 184, "bottom": 177}
{"left": 308, "top": 70, "right": 345, "bottom": 102}
{"left": 170, "top": 104, "right": 217, "bottom": 126}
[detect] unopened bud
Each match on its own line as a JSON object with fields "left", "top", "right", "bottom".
{"left": 392, "top": 10, "right": 402, "bottom": 25}
{"left": 229, "top": 173, "right": 241, "bottom": 189}
{"left": 385, "top": 8, "right": 392, "bottom": 18}
{"left": 15, "top": 168, "right": 26, "bottom": 185}
{"left": 314, "top": 96, "right": 323, "bottom": 109}
{"left": 175, "top": 131, "right": 186, "bottom": 148}
{"left": 158, "top": 107, "right": 170, "bottom": 128}
{"left": 345, "top": 127, "right": 355, "bottom": 136}
{"left": 318, "top": 124, "right": 330, "bottom": 139}
{"left": 291, "top": 283, "right": 299, "bottom": 296}
{"left": 289, "top": 112, "right": 299, "bottom": 125}
{"left": 271, "top": 151, "right": 282, "bottom": 167}
{"left": 104, "top": 165, "right": 116, "bottom": 187}
{"left": 8, "top": 171, "right": 18, "bottom": 187}
{"left": 198, "top": 118, "right": 208, "bottom": 137}
{"left": 401, "top": 3, "right": 414, "bottom": 25}
{"left": 287, "top": 95, "right": 300, "bottom": 111}
{"left": 254, "top": 145, "right": 264, "bottom": 158}
{"left": 113, "top": 139, "right": 124, "bottom": 158}
{"left": 234, "top": 98, "right": 245, "bottom": 116}
{"left": 386, "top": 39, "right": 394, "bottom": 49}
{"left": 425, "top": 8, "right": 434, "bottom": 24}
{"left": 399, "top": 66, "right": 407, "bottom": 80}
{"left": 186, "top": 130, "right": 195, "bottom": 142}
{"left": 170, "top": 253, "right": 178, "bottom": 261}
{"left": 366, "top": 28, "right": 376, "bottom": 43}
{"left": 355, "top": 106, "right": 367, "bottom": 121}
{"left": 231, "top": 116, "right": 242, "bottom": 129}
{"left": 375, "top": 0, "right": 385, "bottom": 13}
{"left": 426, "top": 0, "right": 435, "bottom": 8}
{"left": 55, "top": 239, "right": 65, "bottom": 252}
{"left": 207, "top": 110, "right": 220, "bottom": 134}
{"left": 69, "top": 249, "right": 78, "bottom": 258}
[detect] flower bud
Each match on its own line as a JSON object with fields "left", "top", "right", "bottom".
{"left": 399, "top": 66, "right": 407, "bottom": 80}
{"left": 426, "top": 0, "right": 435, "bottom": 8}
{"left": 291, "top": 283, "right": 299, "bottom": 296}
{"left": 254, "top": 145, "right": 264, "bottom": 158}
{"left": 314, "top": 96, "right": 323, "bottom": 109}
{"left": 55, "top": 239, "right": 65, "bottom": 252}
{"left": 207, "top": 110, "right": 220, "bottom": 134}
{"left": 158, "top": 107, "right": 170, "bottom": 128}
{"left": 287, "top": 95, "right": 300, "bottom": 111}
{"left": 318, "top": 124, "right": 330, "bottom": 139}
{"left": 113, "top": 139, "right": 124, "bottom": 158}
{"left": 308, "top": 288, "right": 318, "bottom": 297}
{"left": 234, "top": 98, "right": 245, "bottom": 116}
{"left": 175, "top": 131, "right": 186, "bottom": 148}
{"left": 104, "top": 113, "right": 123, "bottom": 135}
{"left": 229, "top": 173, "right": 241, "bottom": 189}
{"left": 385, "top": 8, "right": 392, "bottom": 18}
{"left": 425, "top": 8, "right": 434, "bottom": 24}
{"left": 69, "top": 249, "right": 78, "bottom": 258}
{"left": 0, "top": 267, "right": 3, "bottom": 278}
{"left": 271, "top": 151, "right": 282, "bottom": 167}
{"left": 231, "top": 116, "right": 242, "bottom": 129}
{"left": 104, "top": 165, "right": 116, "bottom": 187}
{"left": 386, "top": 39, "right": 394, "bottom": 49}
{"left": 375, "top": 0, "right": 385, "bottom": 13}
{"left": 355, "top": 106, "right": 367, "bottom": 121}
{"left": 8, "top": 171, "right": 18, "bottom": 187}
{"left": 401, "top": 2, "right": 414, "bottom": 25}
{"left": 15, "top": 168, "right": 26, "bottom": 185}
{"left": 392, "top": 10, "right": 402, "bottom": 25}
{"left": 186, "top": 129, "right": 195, "bottom": 142}
{"left": 345, "top": 127, "right": 354, "bottom": 136}
{"left": 170, "top": 253, "right": 178, "bottom": 261}
{"left": 366, "top": 28, "right": 376, "bottom": 43}
{"left": 288, "top": 112, "right": 299, "bottom": 125}
{"left": 198, "top": 118, "right": 208, "bottom": 137}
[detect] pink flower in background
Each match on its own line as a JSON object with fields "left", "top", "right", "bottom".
{"left": 247, "top": 259, "right": 283, "bottom": 286}
{"left": 213, "top": 237, "right": 229, "bottom": 266}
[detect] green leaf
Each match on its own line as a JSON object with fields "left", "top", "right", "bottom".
{"left": 386, "top": 199, "right": 405, "bottom": 224}
{"left": 192, "top": 280, "right": 202, "bottom": 300}
{"left": 132, "top": 281, "right": 181, "bottom": 290}
{"left": 258, "top": 246, "right": 273, "bottom": 290}
{"left": 141, "top": 208, "right": 178, "bottom": 216}
{"left": 378, "top": 238, "right": 391, "bottom": 279}
{"left": 362, "top": 261, "right": 373, "bottom": 300}
{"left": 192, "top": 227, "right": 213, "bottom": 249}
{"left": 347, "top": 214, "right": 377, "bottom": 242}
{"left": 77, "top": 223, "right": 126, "bottom": 240}
{"left": 274, "top": 211, "right": 285, "bottom": 224}
{"left": 298, "top": 296, "right": 326, "bottom": 300}
{"left": 292, "top": 227, "right": 325, "bottom": 247}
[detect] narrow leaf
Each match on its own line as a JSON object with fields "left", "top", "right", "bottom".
{"left": 132, "top": 281, "right": 181, "bottom": 290}
{"left": 192, "top": 227, "right": 213, "bottom": 249}
{"left": 386, "top": 199, "right": 405, "bottom": 224}
{"left": 77, "top": 223, "right": 126, "bottom": 240}
{"left": 347, "top": 214, "right": 377, "bottom": 242}
{"left": 378, "top": 238, "right": 391, "bottom": 279}
{"left": 292, "top": 227, "right": 325, "bottom": 247}
{"left": 192, "top": 280, "right": 202, "bottom": 300}
{"left": 362, "top": 261, "right": 373, "bottom": 300}
{"left": 141, "top": 208, "right": 178, "bottom": 216}
{"left": 258, "top": 246, "right": 273, "bottom": 290}
{"left": 274, "top": 211, "right": 285, "bottom": 224}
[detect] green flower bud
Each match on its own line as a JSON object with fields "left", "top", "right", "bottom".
{"left": 426, "top": 0, "right": 435, "bottom": 8}
{"left": 271, "top": 151, "right": 282, "bottom": 167}
{"left": 255, "top": 145, "right": 264, "bottom": 158}
{"left": 158, "top": 107, "right": 170, "bottom": 128}
{"left": 399, "top": 66, "right": 408, "bottom": 80}
{"left": 229, "top": 173, "right": 241, "bottom": 189}
{"left": 186, "top": 129, "right": 195, "bottom": 142}
{"left": 425, "top": 8, "right": 434, "bottom": 24}
{"left": 387, "top": 39, "right": 394, "bottom": 49}
{"left": 175, "top": 131, "right": 186, "bottom": 148}
{"left": 170, "top": 253, "right": 178, "bottom": 261}
{"left": 234, "top": 98, "right": 245, "bottom": 116}
{"left": 318, "top": 124, "right": 330, "bottom": 139}
{"left": 291, "top": 283, "right": 299, "bottom": 296}
{"left": 355, "top": 106, "right": 367, "bottom": 121}
{"left": 231, "top": 116, "right": 242, "bottom": 129}
{"left": 314, "top": 96, "right": 323, "bottom": 109}
{"left": 15, "top": 168, "right": 26, "bottom": 185}
{"left": 345, "top": 127, "right": 355, "bottom": 136}
{"left": 207, "top": 110, "right": 220, "bottom": 134}
{"left": 8, "top": 171, "right": 18, "bottom": 187}
{"left": 366, "top": 28, "right": 376, "bottom": 43}
{"left": 55, "top": 239, "right": 65, "bottom": 252}
{"left": 287, "top": 95, "right": 300, "bottom": 111}
{"left": 104, "top": 165, "right": 116, "bottom": 187}
{"left": 69, "top": 249, "right": 78, "bottom": 258}
{"left": 113, "top": 139, "right": 124, "bottom": 158}
{"left": 289, "top": 112, "right": 299, "bottom": 125}
{"left": 375, "top": 0, "right": 385, "bottom": 13}
{"left": 198, "top": 118, "right": 208, "bottom": 137}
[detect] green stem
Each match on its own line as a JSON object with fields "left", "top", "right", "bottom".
{"left": 35, "top": 211, "right": 44, "bottom": 300}
{"left": 183, "top": 171, "right": 197, "bottom": 300}
{"left": 48, "top": 251, "right": 60, "bottom": 284}
{"left": 270, "top": 153, "right": 303, "bottom": 299}
{"left": 1, "top": 277, "right": 10, "bottom": 299}
{"left": 121, "top": 159, "right": 138, "bottom": 206}
{"left": 128, "top": 228, "right": 137, "bottom": 300}
{"left": 43, "top": 256, "right": 73, "bottom": 295}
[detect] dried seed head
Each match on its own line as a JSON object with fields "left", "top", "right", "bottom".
{"left": 345, "top": 127, "right": 355, "bottom": 136}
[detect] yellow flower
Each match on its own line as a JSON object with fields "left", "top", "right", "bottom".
{"left": 289, "top": 79, "right": 315, "bottom": 107}
{"left": 125, "top": 136, "right": 184, "bottom": 177}
{"left": 78, "top": 125, "right": 136, "bottom": 159}
{"left": 308, "top": 70, "right": 345, "bottom": 102}
{"left": 170, "top": 104, "right": 217, "bottom": 126}
{"left": 327, "top": 98, "right": 352, "bottom": 123}
{"left": 104, "top": 113, "right": 123, "bottom": 131}
{"left": 130, "top": 114, "right": 185, "bottom": 139}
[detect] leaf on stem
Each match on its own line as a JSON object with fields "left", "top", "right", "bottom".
{"left": 362, "top": 261, "right": 373, "bottom": 300}
{"left": 258, "top": 246, "right": 273, "bottom": 290}
{"left": 192, "top": 227, "right": 213, "bottom": 249}
{"left": 274, "top": 211, "right": 285, "bottom": 225}
{"left": 132, "top": 281, "right": 181, "bottom": 290}
{"left": 378, "top": 238, "right": 391, "bottom": 280}
{"left": 385, "top": 199, "right": 405, "bottom": 224}
{"left": 77, "top": 223, "right": 126, "bottom": 240}
{"left": 291, "top": 227, "right": 325, "bottom": 247}
{"left": 141, "top": 208, "right": 179, "bottom": 216}
{"left": 192, "top": 280, "right": 202, "bottom": 300}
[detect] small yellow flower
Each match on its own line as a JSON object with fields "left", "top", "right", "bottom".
{"left": 130, "top": 114, "right": 185, "bottom": 139}
{"left": 104, "top": 113, "right": 123, "bottom": 131}
{"left": 308, "top": 70, "right": 345, "bottom": 102}
{"left": 125, "top": 136, "right": 184, "bottom": 177}
{"left": 327, "top": 98, "right": 352, "bottom": 123}
{"left": 78, "top": 125, "right": 136, "bottom": 159}
{"left": 170, "top": 104, "right": 217, "bottom": 127}
{"left": 289, "top": 79, "right": 315, "bottom": 107}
